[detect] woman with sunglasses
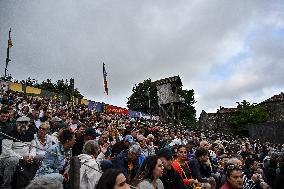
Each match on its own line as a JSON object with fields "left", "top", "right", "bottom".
{"left": 172, "top": 145, "right": 199, "bottom": 188}
{"left": 30, "top": 122, "right": 53, "bottom": 160}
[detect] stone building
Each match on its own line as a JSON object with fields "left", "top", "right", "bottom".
{"left": 199, "top": 107, "right": 237, "bottom": 130}
{"left": 258, "top": 92, "right": 284, "bottom": 122}
{"left": 199, "top": 92, "right": 284, "bottom": 143}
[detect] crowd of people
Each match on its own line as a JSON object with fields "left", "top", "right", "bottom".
{"left": 0, "top": 89, "right": 284, "bottom": 189}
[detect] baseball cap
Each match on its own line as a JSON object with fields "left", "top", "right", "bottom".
{"left": 124, "top": 135, "right": 134, "bottom": 143}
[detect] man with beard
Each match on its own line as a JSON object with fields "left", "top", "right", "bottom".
{"left": 0, "top": 116, "right": 34, "bottom": 189}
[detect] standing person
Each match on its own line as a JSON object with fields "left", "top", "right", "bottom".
{"left": 35, "top": 128, "right": 75, "bottom": 183}
{"left": 172, "top": 145, "right": 199, "bottom": 188}
{"left": 221, "top": 164, "right": 243, "bottom": 189}
{"left": 137, "top": 155, "right": 164, "bottom": 189}
{"left": 157, "top": 148, "right": 187, "bottom": 189}
{"left": 96, "top": 168, "right": 131, "bottom": 189}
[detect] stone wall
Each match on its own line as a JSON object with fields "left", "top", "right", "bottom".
{"left": 199, "top": 110, "right": 232, "bottom": 131}
{"left": 199, "top": 99, "right": 284, "bottom": 143}
{"left": 248, "top": 121, "right": 284, "bottom": 144}
{"left": 260, "top": 101, "right": 284, "bottom": 122}
{"left": 199, "top": 111, "right": 217, "bottom": 129}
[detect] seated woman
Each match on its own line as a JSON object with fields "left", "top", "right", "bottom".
{"left": 136, "top": 155, "right": 164, "bottom": 189}
{"left": 172, "top": 145, "right": 199, "bottom": 188}
{"left": 34, "top": 128, "right": 76, "bottom": 183}
{"left": 30, "top": 122, "right": 53, "bottom": 160}
{"left": 96, "top": 168, "right": 131, "bottom": 189}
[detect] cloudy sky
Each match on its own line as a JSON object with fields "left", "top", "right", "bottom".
{"left": 0, "top": 0, "right": 284, "bottom": 117}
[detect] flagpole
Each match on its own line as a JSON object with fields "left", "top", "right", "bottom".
{"left": 5, "top": 28, "right": 12, "bottom": 80}
{"left": 103, "top": 62, "right": 108, "bottom": 96}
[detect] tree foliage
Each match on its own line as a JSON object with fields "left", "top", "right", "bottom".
{"left": 179, "top": 88, "right": 197, "bottom": 124}
{"left": 127, "top": 79, "right": 159, "bottom": 115}
{"left": 1, "top": 75, "right": 83, "bottom": 98}
{"left": 229, "top": 100, "right": 269, "bottom": 136}
{"left": 127, "top": 78, "right": 196, "bottom": 124}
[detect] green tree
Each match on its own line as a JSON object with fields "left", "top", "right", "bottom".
{"left": 127, "top": 79, "right": 196, "bottom": 124}
{"left": 229, "top": 100, "right": 269, "bottom": 136}
{"left": 0, "top": 74, "right": 13, "bottom": 82}
{"left": 179, "top": 89, "right": 197, "bottom": 124}
{"left": 1, "top": 74, "right": 83, "bottom": 99}
{"left": 127, "top": 79, "right": 158, "bottom": 115}
{"left": 40, "top": 78, "right": 56, "bottom": 92}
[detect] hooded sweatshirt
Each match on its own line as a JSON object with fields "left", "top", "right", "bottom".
{"left": 77, "top": 154, "right": 103, "bottom": 189}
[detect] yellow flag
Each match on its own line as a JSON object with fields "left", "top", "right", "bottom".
{"left": 8, "top": 38, "right": 13, "bottom": 48}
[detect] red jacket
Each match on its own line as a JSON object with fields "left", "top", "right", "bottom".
{"left": 220, "top": 182, "right": 233, "bottom": 189}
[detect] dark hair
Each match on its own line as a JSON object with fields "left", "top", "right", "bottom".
{"left": 0, "top": 108, "right": 9, "bottom": 114}
{"left": 57, "top": 129, "right": 74, "bottom": 144}
{"left": 157, "top": 148, "right": 173, "bottom": 160}
{"left": 195, "top": 147, "right": 209, "bottom": 158}
{"left": 141, "top": 155, "right": 160, "bottom": 181}
{"left": 177, "top": 145, "right": 187, "bottom": 152}
{"left": 245, "top": 157, "right": 255, "bottom": 167}
{"left": 96, "top": 169, "right": 123, "bottom": 189}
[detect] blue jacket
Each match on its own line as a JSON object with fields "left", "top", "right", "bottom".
{"left": 35, "top": 143, "right": 70, "bottom": 177}
{"left": 112, "top": 150, "right": 140, "bottom": 182}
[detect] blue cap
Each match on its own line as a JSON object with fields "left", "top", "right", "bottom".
{"left": 124, "top": 135, "right": 134, "bottom": 143}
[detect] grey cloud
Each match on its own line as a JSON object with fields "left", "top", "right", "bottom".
{"left": 0, "top": 0, "right": 283, "bottom": 114}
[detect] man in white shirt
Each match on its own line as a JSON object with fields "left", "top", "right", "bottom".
{"left": 0, "top": 116, "right": 34, "bottom": 189}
